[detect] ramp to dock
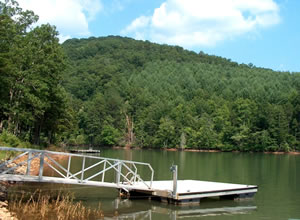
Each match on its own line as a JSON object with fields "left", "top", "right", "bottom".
{"left": 0, "top": 147, "right": 257, "bottom": 204}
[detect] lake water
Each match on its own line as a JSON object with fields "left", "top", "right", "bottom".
{"left": 10, "top": 149, "right": 300, "bottom": 219}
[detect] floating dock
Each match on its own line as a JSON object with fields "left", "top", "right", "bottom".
{"left": 120, "top": 180, "right": 257, "bottom": 204}
{"left": 69, "top": 149, "right": 100, "bottom": 154}
{"left": 119, "top": 165, "right": 257, "bottom": 204}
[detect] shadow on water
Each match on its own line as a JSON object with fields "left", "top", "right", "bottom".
{"left": 101, "top": 199, "right": 257, "bottom": 220}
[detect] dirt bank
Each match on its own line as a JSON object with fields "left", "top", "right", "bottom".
{"left": 10, "top": 153, "right": 68, "bottom": 175}
{"left": 0, "top": 153, "right": 68, "bottom": 220}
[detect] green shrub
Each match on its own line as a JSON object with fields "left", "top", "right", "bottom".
{"left": 0, "top": 130, "right": 21, "bottom": 148}
{"left": 100, "top": 125, "right": 120, "bottom": 146}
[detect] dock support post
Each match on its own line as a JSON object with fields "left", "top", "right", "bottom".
{"left": 170, "top": 165, "right": 178, "bottom": 198}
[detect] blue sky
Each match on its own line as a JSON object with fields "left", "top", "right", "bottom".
{"left": 18, "top": 0, "right": 300, "bottom": 72}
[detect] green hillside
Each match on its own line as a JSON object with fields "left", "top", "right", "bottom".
{"left": 61, "top": 36, "right": 300, "bottom": 151}
{"left": 2, "top": 0, "right": 299, "bottom": 152}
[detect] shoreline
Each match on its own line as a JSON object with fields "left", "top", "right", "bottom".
{"left": 111, "top": 146, "right": 300, "bottom": 155}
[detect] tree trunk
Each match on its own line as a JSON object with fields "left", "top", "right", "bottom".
{"left": 47, "top": 130, "right": 53, "bottom": 145}
{"left": 33, "top": 121, "right": 42, "bottom": 145}
{"left": 7, "top": 114, "right": 13, "bottom": 133}
{"left": 0, "top": 120, "right": 3, "bottom": 132}
{"left": 125, "top": 114, "right": 134, "bottom": 148}
{"left": 13, "top": 121, "right": 19, "bottom": 136}
{"left": 8, "top": 88, "right": 16, "bottom": 133}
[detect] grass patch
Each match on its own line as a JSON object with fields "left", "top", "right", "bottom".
{"left": 8, "top": 190, "right": 104, "bottom": 220}
{"left": 0, "top": 151, "right": 7, "bottom": 160}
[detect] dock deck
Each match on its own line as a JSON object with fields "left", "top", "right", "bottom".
{"left": 69, "top": 149, "right": 100, "bottom": 154}
{"left": 123, "top": 180, "right": 257, "bottom": 204}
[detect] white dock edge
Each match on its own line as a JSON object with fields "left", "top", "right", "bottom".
{"left": 123, "top": 180, "right": 258, "bottom": 204}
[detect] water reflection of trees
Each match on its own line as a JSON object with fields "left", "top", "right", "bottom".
{"left": 107, "top": 198, "right": 257, "bottom": 220}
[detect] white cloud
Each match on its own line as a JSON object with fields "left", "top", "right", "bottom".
{"left": 121, "top": 16, "right": 151, "bottom": 40}
{"left": 58, "top": 34, "right": 72, "bottom": 43}
{"left": 18, "top": 0, "right": 103, "bottom": 42}
{"left": 125, "top": 16, "right": 150, "bottom": 32}
{"left": 122, "top": 0, "right": 280, "bottom": 48}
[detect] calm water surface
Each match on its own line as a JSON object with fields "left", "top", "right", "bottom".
{"left": 11, "top": 149, "right": 300, "bottom": 219}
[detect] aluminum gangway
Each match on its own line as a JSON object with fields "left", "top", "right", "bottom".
{"left": 0, "top": 146, "right": 258, "bottom": 204}
{"left": 0, "top": 147, "right": 154, "bottom": 192}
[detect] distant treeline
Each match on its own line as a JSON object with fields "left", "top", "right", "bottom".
{"left": 1, "top": 1, "right": 300, "bottom": 151}
{"left": 62, "top": 36, "right": 300, "bottom": 152}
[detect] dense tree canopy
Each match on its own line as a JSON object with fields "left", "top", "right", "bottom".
{"left": 1, "top": 1, "right": 299, "bottom": 151}
{"left": 0, "top": 0, "right": 68, "bottom": 145}
{"left": 61, "top": 36, "right": 300, "bottom": 152}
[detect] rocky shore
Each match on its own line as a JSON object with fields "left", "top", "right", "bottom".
{"left": 0, "top": 180, "right": 17, "bottom": 219}
{"left": 0, "top": 155, "right": 19, "bottom": 219}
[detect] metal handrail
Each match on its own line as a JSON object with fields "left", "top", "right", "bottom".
{"left": 0, "top": 146, "right": 154, "bottom": 190}
{"left": 0, "top": 146, "right": 151, "bottom": 166}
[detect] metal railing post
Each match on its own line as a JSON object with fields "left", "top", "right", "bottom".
{"left": 102, "top": 160, "right": 106, "bottom": 182}
{"left": 39, "top": 153, "right": 45, "bottom": 180}
{"left": 134, "top": 169, "right": 137, "bottom": 184}
{"left": 26, "top": 152, "right": 32, "bottom": 175}
{"left": 67, "top": 156, "right": 72, "bottom": 178}
{"left": 115, "top": 161, "right": 121, "bottom": 186}
{"left": 150, "top": 166, "right": 154, "bottom": 188}
{"left": 81, "top": 157, "right": 86, "bottom": 182}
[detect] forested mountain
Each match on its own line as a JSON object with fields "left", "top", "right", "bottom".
{"left": 61, "top": 36, "right": 300, "bottom": 152}
{"left": 2, "top": 0, "right": 299, "bottom": 152}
